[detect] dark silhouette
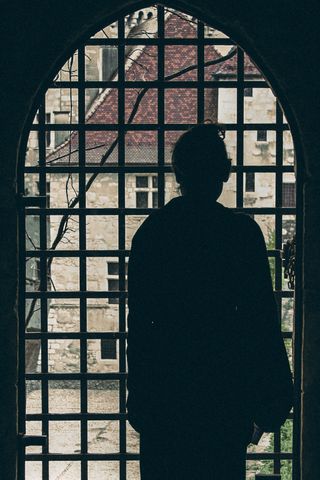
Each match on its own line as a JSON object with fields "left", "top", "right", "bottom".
{"left": 126, "top": 124, "right": 293, "bottom": 479}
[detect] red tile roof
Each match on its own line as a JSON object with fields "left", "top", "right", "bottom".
{"left": 46, "top": 12, "right": 223, "bottom": 165}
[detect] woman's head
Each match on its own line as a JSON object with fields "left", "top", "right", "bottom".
{"left": 171, "top": 124, "right": 231, "bottom": 198}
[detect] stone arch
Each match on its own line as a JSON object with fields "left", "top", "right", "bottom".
{"left": 2, "top": 2, "right": 319, "bottom": 479}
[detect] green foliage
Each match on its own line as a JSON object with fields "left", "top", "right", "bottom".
{"left": 249, "top": 228, "right": 293, "bottom": 479}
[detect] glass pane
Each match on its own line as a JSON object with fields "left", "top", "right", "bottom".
{"left": 164, "top": 9, "right": 197, "bottom": 38}
{"left": 26, "top": 462, "right": 42, "bottom": 480}
{"left": 49, "top": 422, "right": 80, "bottom": 453}
{"left": 244, "top": 88, "right": 276, "bottom": 123}
{"left": 46, "top": 174, "right": 79, "bottom": 208}
{"left": 49, "top": 462, "right": 81, "bottom": 478}
{"left": 165, "top": 130, "right": 185, "bottom": 164}
{"left": 49, "top": 257, "right": 79, "bottom": 291}
{"left": 48, "top": 380, "right": 80, "bottom": 413}
{"left": 205, "top": 45, "right": 235, "bottom": 80}
{"left": 25, "top": 340, "right": 41, "bottom": 374}
{"left": 87, "top": 298, "right": 119, "bottom": 332}
{"left": 86, "top": 173, "right": 118, "bottom": 208}
{"left": 243, "top": 173, "right": 275, "bottom": 208}
{"left": 165, "top": 88, "right": 197, "bottom": 124}
{"left": 126, "top": 216, "right": 148, "bottom": 249}
{"left": 125, "top": 88, "right": 158, "bottom": 124}
{"left": 283, "top": 130, "right": 295, "bottom": 165}
{"left": 45, "top": 88, "right": 78, "bottom": 123}
{"left": 165, "top": 45, "right": 197, "bottom": 81}
{"left": 85, "top": 131, "right": 118, "bottom": 164}
{"left": 244, "top": 130, "right": 276, "bottom": 165}
{"left": 125, "top": 131, "right": 158, "bottom": 164}
{"left": 88, "top": 421, "right": 119, "bottom": 453}
{"left": 26, "top": 380, "right": 41, "bottom": 414}
{"left": 219, "top": 172, "right": 236, "bottom": 208}
{"left": 48, "top": 339, "right": 80, "bottom": 373}
{"left": 86, "top": 88, "right": 118, "bottom": 124}
{"left": 87, "top": 380, "right": 119, "bottom": 413}
{"left": 55, "top": 51, "right": 79, "bottom": 81}
{"left": 87, "top": 339, "right": 119, "bottom": 372}
{"left": 127, "top": 420, "right": 140, "bottom": 453}
{"left": 48, "top": 298, "right": 80, "bottom": 332}
{"left": 282, "top": 298, "right": 294, "bottom": 332}
{"left": 49, "top": 215, "right": 79, "bottom": 250}
{"left": 88, "top": 461, "right": 120, "bottom": 479}
{"left": 125, "top": 45, "right": 158, "bottom": 81}
{"left": 85, "top": 45, "right": 118, "bottom": 82}
{"left": 253, "top": 215, "right": 275, "bottom": 247}
{"left": 86, "top": 215, "right": 118, "bottom": 250}
{"left": 216, "top": 88, "right": 237, "bottom": 123}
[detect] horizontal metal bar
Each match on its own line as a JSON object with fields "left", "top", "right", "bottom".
{"left": 30, "top": 248, "right": 284, "bottom": 256}
{"left": 24, "top": 330, "right": 292, "bottom": 340}
{"left": 26, "top": 413, "right": 126, "bottom": 421}
{"left": 30, "top": 123, "right": 290, "bottom": 132}
{"left": 25, "top": 291, "right": 127, "bottom": 299}
{"left": 26, "top": 373, "right": 126, "bottom": 380}
{"left": 50, "top": 80, "right": 268, "bottom": 89}
{"left": 24, "top": 452, "right": 293, "bottom": 461}
{"left": 18, "top": 434, "right": 47, "bottom": 447}
{"left": 25, "top": 453, "right": 139, "bottom": 461}
{"left": 24, "top": 165, "right": 295, "bottom": 174}
{"left": 24, "top": 207, "right": 297, "bottom": 215}
{"left": 25, "top": 290, "right": 294, "bottom": 299}
{"left": 85, "top": 37, "right": 236, "bottom": 46}
{"left": 25, "top": 332, "right": 127, "bottom": 339}
{"left": 25, "top": 250, "right": 130, "bottom": 257}
{"left": 24, "top": 249, "right": 282, "bottom": 258}
{"left": 18, "top": 196, "right": 47, "bottom": 207}
{"left": 25, "top": 165, "right": 174, "bottom": 174}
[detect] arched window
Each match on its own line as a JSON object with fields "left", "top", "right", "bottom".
{"left": 20, "top": 5, "right": 296, "bottom": 479}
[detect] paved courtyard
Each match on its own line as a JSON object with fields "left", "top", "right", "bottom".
{"left": 25, "top": 387, "right": 272, "bottom": 479}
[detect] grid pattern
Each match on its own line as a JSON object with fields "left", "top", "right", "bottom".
{"left": 19, "top": 5, "right": 297, "bottom": 479}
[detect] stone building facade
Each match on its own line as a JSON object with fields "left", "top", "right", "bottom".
{"left": 25, "top": 9, "right": 295, "bottom": 375}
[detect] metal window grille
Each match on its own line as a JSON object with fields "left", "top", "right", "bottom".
{"left": 18, "top": 4, "right": 299, "bottom": 480}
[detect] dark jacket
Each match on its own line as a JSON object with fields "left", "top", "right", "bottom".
{"left": 126, "top": 195, "right": 293, "bottom": 436}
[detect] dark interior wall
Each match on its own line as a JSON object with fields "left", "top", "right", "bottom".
{"left": 0, "top": 1, "right": 320, "bottom": 479}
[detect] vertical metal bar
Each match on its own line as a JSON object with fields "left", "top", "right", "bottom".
{"left": 292, "top": 122, "right": 302, "bottom": 480}
{"left": 236, "top": 47, "right": 244, "bottom": 208}
{"left": 118, "top": 16, "right": 127, "bottom": 480}
{"left": 38, "top": 99, "right": 49, "bottom": 480}
{"left": 157, "top": 5, "right": 165, "bottom": 208}
{"left": 197, "top": 19, "right": 205, "bottom": 124}
{"left": 78, "top": 45, "right": 88, "bottom": 480}
{"left": 17, "top": 122, "right": 27, "bottom": 480}
{"left": 274, "top": 101, "right": 284, "bottom": 475}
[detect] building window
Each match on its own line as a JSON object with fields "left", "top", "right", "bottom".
{"left": 135, "top": 175, "right": 158, "bottom": 208}
{"left": 244, "top": 87, "right": 253, "bottom": 97}
{"left": 245, "top": 172, "right": 255, "bottom": 192}
{"left": 101, "top": 339, "right": 117, "bottom": 360}
{"left": 257, "top": 130, "right": 267, "bottom": 142}
{"left": 107, "top": 261, "right": 128, "bottom": 304}
{"left": 282, "top": 183, "right": 296, "bottom": 207}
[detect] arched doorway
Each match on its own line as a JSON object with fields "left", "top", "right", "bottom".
{"left": 18, "top": 4, "right": 299, "bottom": 479}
